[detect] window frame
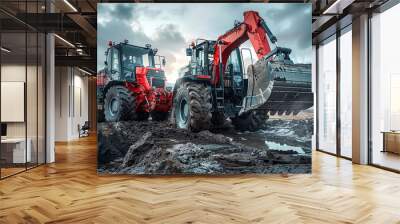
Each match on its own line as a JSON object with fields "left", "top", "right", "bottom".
{"left": 315, "top": 24, "right": 353, "bottom": 161}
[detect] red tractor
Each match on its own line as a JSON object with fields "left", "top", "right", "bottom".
{"left": 97, "top": 40, "right": 172, "bottom": 122}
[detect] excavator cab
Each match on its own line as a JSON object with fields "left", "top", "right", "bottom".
{"left": 224, "top": 48, "right": 246, "bottom": 94}
{"left": 185, "top": 40, "right": 246, "bottom": 96}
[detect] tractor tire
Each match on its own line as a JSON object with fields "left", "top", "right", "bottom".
{"left": 151, "top": 111, "right": 169, "bottom": 121}
{"left": 231, "top": 110, "right": 269, "bottom": 132}
{"left": 173, "top": 82, "right": 212, "bottom": 132}
{"left": 104, "top": 85, "right": 137, "bottom": 122}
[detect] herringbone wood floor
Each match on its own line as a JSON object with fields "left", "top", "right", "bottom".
{"left": 1, "top": 135, "right": 400, "bottom": 224}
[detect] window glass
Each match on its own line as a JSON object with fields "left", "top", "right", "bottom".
{"left": 227, "top": 50, "right": 241, "bottom": 73}
{"left": 154, "top": 56, "right": 164, "bottom": 69}
{"left": 0, "top": 1, "right": 46, "bottom": 179}
{"left": 196, "top": 48, "right": 204, "bottom": 74}
{"left": 112, "top": 48, "right": 120, "bottom": 72}
{"left": 106, "top": 49, "right": 112, "bottom": 69}
{"left": 121, "top": 45, "right": 151, "bottom": 68}
{"left": 1, "top": 31, "right": 27, "bottom": 177}
{"left": 317, "top": 36, "right": 337, "bottom": 154}
{"left": 142, "top": 55, "right": 150, "bottom": 67}
{"left": 371, "top": 4, "right": 400, "bottom": 171}
{"left": 110, "top": 48, "right": 121, "bottom": 80}
{"left": 340, "top": 29, "right": 352, "bottom": 158}
{"left": 191, "top": 49, "right": 199, "bottom": 75}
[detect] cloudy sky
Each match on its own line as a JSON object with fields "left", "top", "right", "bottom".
{"left": 97, "top": 3, "right": 311, "bottom": 83}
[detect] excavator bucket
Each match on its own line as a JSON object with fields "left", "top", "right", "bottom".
{"left": 241, "top": 47, "right": 313, "bottom": 116}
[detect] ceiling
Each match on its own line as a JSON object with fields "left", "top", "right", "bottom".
{"left": 0, "top": 0, "right": 396, "bottom": 74}
{"left": 0, "top": 0, "right": 98, "bottom": 74}
{"left": 311, "top": 0, "right": 390, "bottom": 44}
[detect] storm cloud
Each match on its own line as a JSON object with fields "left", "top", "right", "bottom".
{"left": 97, "top": 3, "right": 312, "bottom": 83}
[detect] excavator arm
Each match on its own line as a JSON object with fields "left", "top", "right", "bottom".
{"left": 211, "top": 11, "right": 277, "bottom": 85}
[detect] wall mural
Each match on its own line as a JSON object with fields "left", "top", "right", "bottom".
{"left": 97, "top": 3, "right": 313, "bottom": 175}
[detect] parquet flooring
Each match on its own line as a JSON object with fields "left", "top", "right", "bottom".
{"left": 1, "top": 135, "right": 400, "bottom": 223}
{"left": 0, "top": 167, "right": 26, "bottom": 178}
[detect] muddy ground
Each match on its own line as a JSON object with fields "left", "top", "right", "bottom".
{"left": 97, "top": 117, "right": 312, "bottom": 175}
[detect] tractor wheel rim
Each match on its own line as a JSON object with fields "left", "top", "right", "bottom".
{"left": 179, "top": 98, "right": 189, "bottom": 123}
{"left": 110, "top": 98, "right": 119, "bottom": 116}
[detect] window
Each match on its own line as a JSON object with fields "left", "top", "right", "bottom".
{"left": 316, "top": 27, "right": 353, "bottom": 159}
{"left": 197, "top": 48, "right": 204, "bottom": 74}
{"left": 390, "top": 75, "right": 400, "bottom": 130}
{"left": 106, "top": 49, "right": 112, "bottom": 68}
{"left": 317, "top": 36, "right": 337, "bottom": 154}
{"left": 339, "top": 28, "right": 352, "bottom": 158}
{"left": 227, "top": 50, "right": 241, "bottom": 74}
{"left": 143, "top": 55, "right": 150, "bottom": 67}
{"left": 370, "top": 4, "right": 400, "bottom": 171}
{"left": 0, "top": 1, "right": 46, "bottom": 179}
{"left": 112, "top": 49, "right": 120, "bottom": 71}
{"left": 111, "top": 48, "right": 121, "bottom": 79}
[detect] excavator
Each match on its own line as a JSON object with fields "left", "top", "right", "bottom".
{"left": 172, "top": 11, "right": 313, "bottom": 132}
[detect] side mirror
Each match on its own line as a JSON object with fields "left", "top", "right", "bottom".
{"left": 186, "top": 48, "right": 193, "bottom": 56}
{"left": 162, "top": 58, "right": 166, "bottom": 66}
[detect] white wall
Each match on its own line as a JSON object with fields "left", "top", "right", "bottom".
{"left": 1, "top": 63, "right": 46, "bottom": 164}
{"left": 55, "top": 67, "right": 69, "bottom": 141}
{"left": 55, "top": 67, "right": 89, "bottom": 141}
{"left": 1, "top": 65, "right": 26, "bottom": 142}
{"left": 72, "top": 73, "right": 89, "bottom": 138}
{"left": 1, "top": 65, "right": 26, "bottom": 134}
{"left": 1, "top": 65, "right": 40, "bottom": 137}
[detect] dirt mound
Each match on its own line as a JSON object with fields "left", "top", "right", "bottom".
{"left": 97, "top": 120, "right": 311, "bottom": 175}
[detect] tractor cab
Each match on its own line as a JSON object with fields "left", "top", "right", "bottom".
{"left": 186, "top": 40, "right": 245, "bottom": 87}
{"left": 105, "top": 41, "right": 167, "bottom": 88}
{"left": 185, "top": 40, "right": 216, "bottom": 77}
{"left": 185, "top": 39, "right": 247, "bottom": 113}
{"left": 98, "top": 40, "right": 173, "bottom": 123}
